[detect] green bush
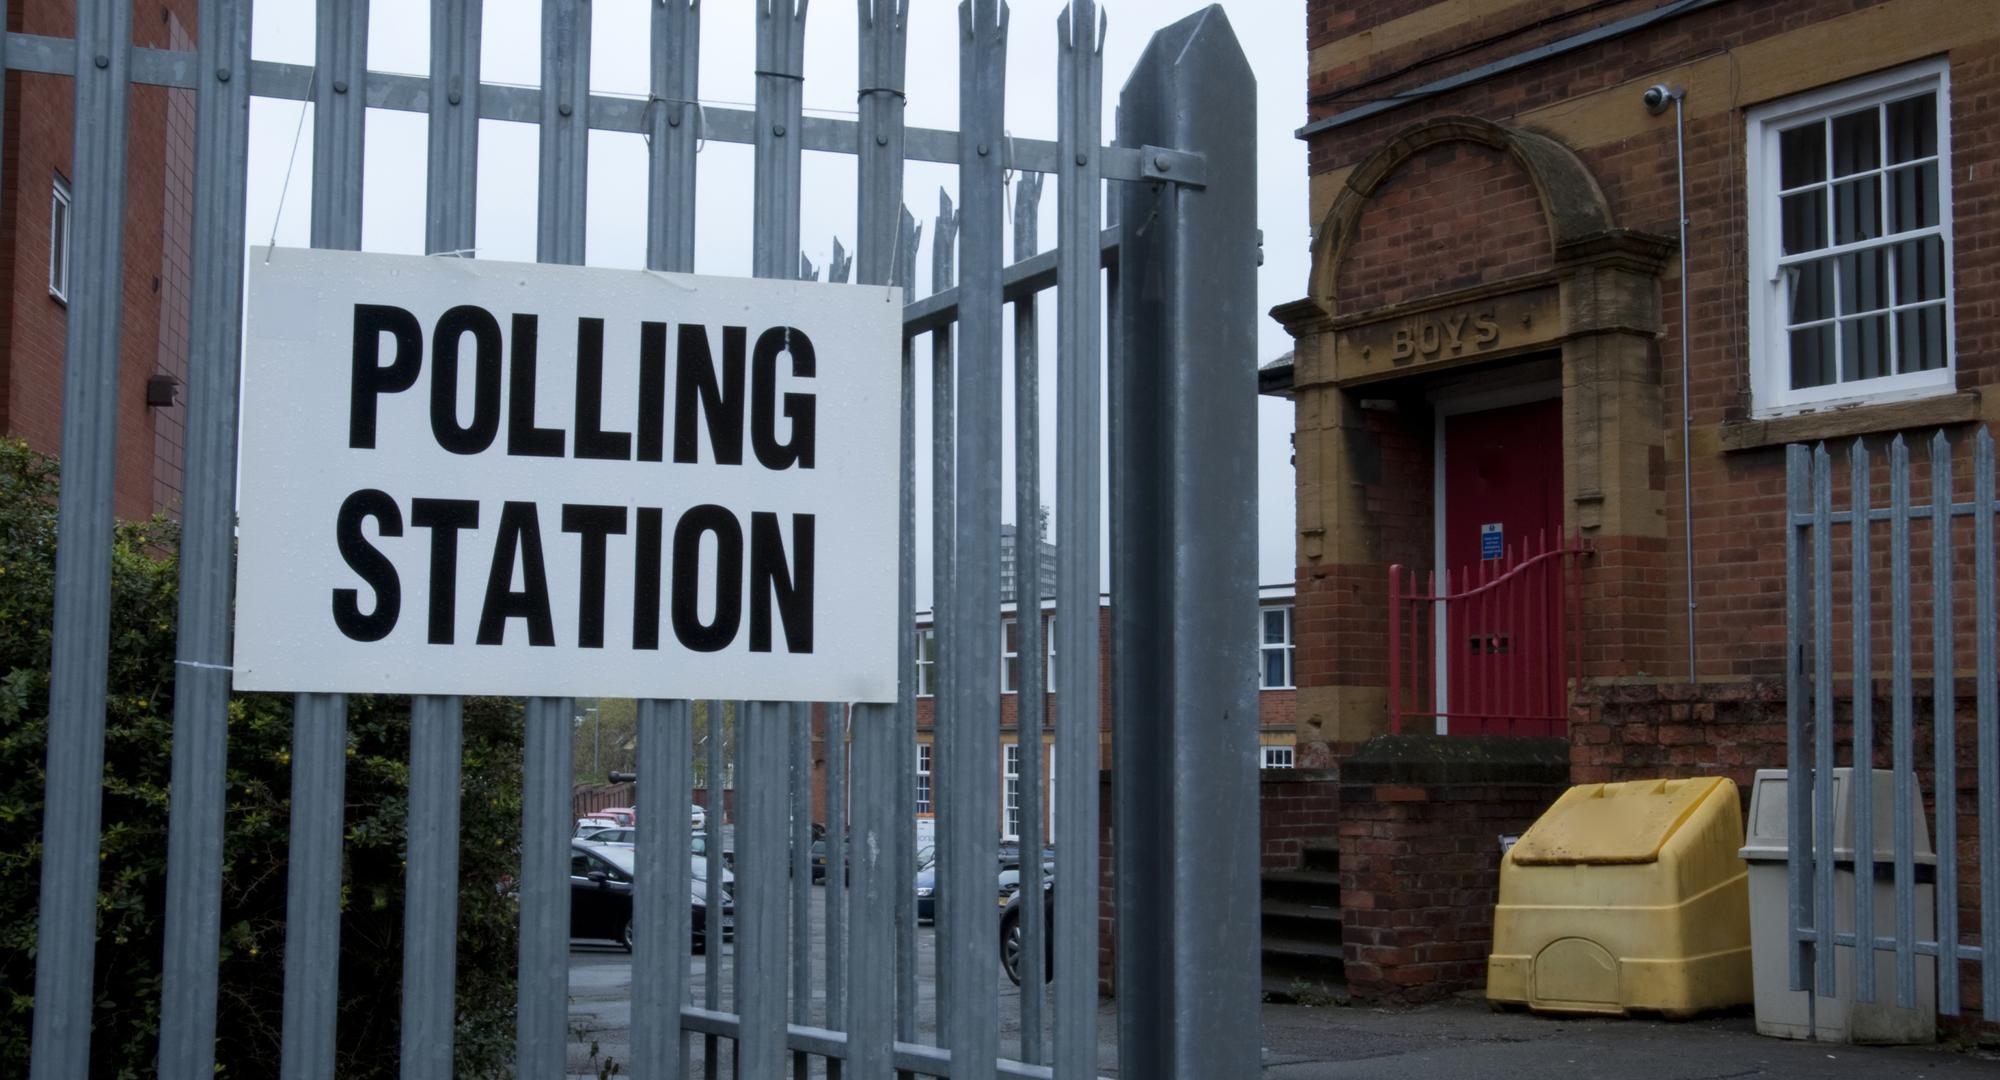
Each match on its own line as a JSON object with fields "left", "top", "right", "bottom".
{"left": 0, "top": 440, "right": 523, "bottom": 1078}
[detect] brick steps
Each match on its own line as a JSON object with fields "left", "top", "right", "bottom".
{"left": 1261, "top": 842, "right": 1344, "bottom": 1003}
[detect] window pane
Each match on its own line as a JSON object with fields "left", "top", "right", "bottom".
{"left": 1836, "top": 248, "right": 1888, "bottom": 314}
{"left": 1790, "top": 324, "right": 1836, "bottom": 389}
{"left": 1888, "top": 162, "right": 1939, "bottom": 232}
{"left": 1896, "top": 305, "right": 1947, "bottom": 373}
{"left": 1782, "top": 190, "right": 1827, "bottom": 255}
{"left": 1263, "top": 609, "right": 1284, "bottom": 644}
{"left": 1833, "top": 175, "right": 1881, "bottom": 244}
{"left": 1779, "top": 122, "right": 1826, "bottom": 188}
{"left": 1841, "top": 314, "right": 1891, "bottom": 382}
{"left": 1831, "top": 106, "right": 1880, "bottom": 176}
{"left": 1788, "top": 259, "right": 1833, "bottom": 324}
{"left": 1886, "top": 93, "right": 1936, "bottom": 163}
{"left": 1263, "top": 650, "right": 1284, "bottom": 688}
{"left": 1893, "top": 236, "right": 1945, "bottom": 302}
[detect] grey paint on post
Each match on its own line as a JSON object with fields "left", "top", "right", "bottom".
{"left": 1052, "top": 7, "right": 1103, "bottom": 1075}
{"left": 633, "top": 699, "right": 694, "bottom": 1080}
{"left": 515, "top": 697, "right": 577, "bottom": 1078}
{"left": 398, "top": 6, "right": 480, "bottom": 1074}
{"left": 426, "top": 0, "right": 480, "bottom": 254}
{"left": 401, "top": 695, "right": 463, "bottom": 1080}
{"left": 896, "top": 204, "right": 922, "bottom": 1080}
{"left": 704, "top": 702, "right": 726, "bottom": 1079}
{"left": 517, "top": 5, "right": 590, "bottom": 1075}
{"left": 279, "top": 4, "right": 368, "bottom": 1077}
{"left": 157, "top": 2, "right": 253, "bottom": 1076}
{"left": 791, "top": 702, "right": 813, "bottom": 1080}
{"left": 539, "top": 0, "right": 590, "bottom": 267}
{"left": 927, "top": 185, "right": 957, "bottom": 1040}
{"left": 1011, "top": 168, "right": 1048, "bottom": 1063}
{"left": 1111, "top": 8, "right": 1259, "bottom": 1077}
{"left": 1848, "top": 440, "right": 1875, "bottom": 1004}
{"left": 29, "top": 7, "right": 135, "bottom": 1071}
{"left": 647, "top": 0, "right": 699, "bottom": 274}
{"left": 737, "top": 704, "right": 791, "bottom": 1078}
{"left": 1929, "top": 433, "right": 1958, "bottom": 1015}
{"left": 948, "top": 4, "right": 1008, "bottom": 1076}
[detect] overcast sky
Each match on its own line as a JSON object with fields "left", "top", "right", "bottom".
{"left": 242, "top": 0, "right": 1307, "bottom": 602}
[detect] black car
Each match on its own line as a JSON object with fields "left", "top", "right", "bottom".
{"left": 999, "top": 877, "right": 1055, "bottom": 986}
{"left": 570, "top": 840, "right": 729, "bottom": 953}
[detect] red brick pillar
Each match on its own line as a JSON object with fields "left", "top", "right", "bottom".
{"left": 1337, "top": 734, "right": 1569, "bottom": 1005}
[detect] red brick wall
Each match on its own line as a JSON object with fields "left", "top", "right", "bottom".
{"left": 1332, "top": 140, "right": 1551, "bottom": 314}
{"left": 1336, "top": 739, "right": 1569, "bottom": 1005}
{"left": 1, "top": 0, "right": 200, "bottom": 523}
{"left": 1259, "top": 769, "right": 1339, "bottom": 871}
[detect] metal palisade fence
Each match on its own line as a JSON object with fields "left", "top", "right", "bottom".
{"left": 21, "top": 1, "right": 1261, "bottom": 1078}
{"left": 1787, "top": 429, "right": 2000, "bottom": 1022}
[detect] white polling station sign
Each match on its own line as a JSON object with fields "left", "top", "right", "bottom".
{"left": 234, "top": 248, "right": 900, "bottom": 702}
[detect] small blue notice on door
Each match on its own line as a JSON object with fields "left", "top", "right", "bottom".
{"left": 1480, "top": 523, "right": 1504, "bottom": 561}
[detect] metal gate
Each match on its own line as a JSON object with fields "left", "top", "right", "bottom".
{"left": 1787, "top": 431, "right": 2000, "bottom": 1022}
{"left": 1386, "top": 531, "right": 1588, "bottom": 737}
{"left": 21, "top": 1, "right": 1260, "bottom": 1077}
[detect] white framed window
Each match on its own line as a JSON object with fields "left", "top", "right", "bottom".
{"left": 1260, "top": 605, "right": 1295, "bottom": 689}
{"left": 1044, "top": 614, "right": 1057, "bottom": 693}
{"left": 1262, "top": 744, "right": 1295, "bottom": 770}
{"left": 915, "top": 625, "right": 938, "bottom": 697}
{"left": 1001, "top": 618, "right": 1021, "bottom": 694}
{"left": 915, "top": 741, "right": 933, "bottom": 815}
{"left": 49, "top": 175, "right": 72, "bottom": 302}
{"left": 1748, "top": 60, "right": 1954, "bottom": 417}
{"left": 1002, "top": 743, "right": 1022, "bottom": 841}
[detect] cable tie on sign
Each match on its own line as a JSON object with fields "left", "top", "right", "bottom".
{"left": 175, "top": 659, "right": 234, "bottom": 672}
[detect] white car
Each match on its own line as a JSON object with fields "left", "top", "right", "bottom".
{"left": 691, "top": 803, "right": 707, "bottom": 830}
{"left": 574, "top": 817, "right": 619, "bottom": 838}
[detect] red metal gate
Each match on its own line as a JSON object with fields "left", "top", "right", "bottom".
{"left": 1388, "top": 531, "right": 1589, "bottom": 736}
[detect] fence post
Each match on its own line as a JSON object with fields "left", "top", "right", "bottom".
{"left": 29, "top": 1, "right": 133, "bottom": 1076}
{"left": 848, "top": 5, "right": 909, "bottom": 1075}
{"left": 1110, "top": 7, "right": 1259, "bottom": 1077}
{"left": 157, "top": 2, "right": 254, "bottom": 1077}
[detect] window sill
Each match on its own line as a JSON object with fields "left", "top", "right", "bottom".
{"left": 1719, "top": 391, "right": 1982, "bottom": 452}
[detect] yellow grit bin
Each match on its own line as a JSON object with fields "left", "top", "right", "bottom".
{"left": 1487, "top": 777, "right": 1753, "bottom": 1017}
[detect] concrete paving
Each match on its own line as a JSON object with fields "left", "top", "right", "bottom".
{"left": 566, "top": 886, "right": 2000, "bottom": 1078}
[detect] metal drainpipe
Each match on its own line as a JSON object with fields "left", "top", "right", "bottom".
{"left": 1646, "top": 82, "right": 1697, "bottom": 684}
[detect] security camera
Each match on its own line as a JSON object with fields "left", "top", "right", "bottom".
{"left": 1643, "top": 84, "right": 1678, "bottom": 115}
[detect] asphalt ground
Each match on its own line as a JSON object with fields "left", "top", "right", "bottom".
{"left": 566, "top": 886, "right": 2000, "bottom": 1078}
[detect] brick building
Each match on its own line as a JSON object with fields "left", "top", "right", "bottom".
{"left": 1263, "top": 0, "right": 1998, "bottom": 1005}
{"left": 910, "top": 586, "right": 1299, "bottom": 840}
{"left": 2, "top": 0, "right": 199, "bottom": 520}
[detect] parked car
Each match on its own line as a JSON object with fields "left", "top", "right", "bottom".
{"left": 579, "top": 825, "right": 635, "bottom": 846}
{"left": 574, "top": 816, "right": 619, "bottom": 838}
{"left": 915, "top": 848, "right": 938, "bottom": 923}
{"left": 999, "top": 877, "right": 1055, "bottom": 986}
{"left": 691, "top": 803, "right": 707, "bottom": 830}
{"left": 569, "top": 840, "right": 730, "bottom": 953}
{"left": 596, "top": 806, "right": 637, "bottom": 827}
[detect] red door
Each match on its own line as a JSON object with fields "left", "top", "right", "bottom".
{"left": 1441, "top": 397, "right": 1563, "bottom": 735}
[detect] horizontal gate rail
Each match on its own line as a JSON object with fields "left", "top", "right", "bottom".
{"left": 1387, "top": 531, "right": 1588, "bottom": 735}
{"left": 1787, "top": 430, "right": 2000, "bottom": 1023}
{"left": 0, "top": 32, "right": 1199, "bottom": 185}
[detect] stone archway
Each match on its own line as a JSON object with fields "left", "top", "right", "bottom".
{"left": 1272, "top": 115, "right": 1674, "bottom": 763}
